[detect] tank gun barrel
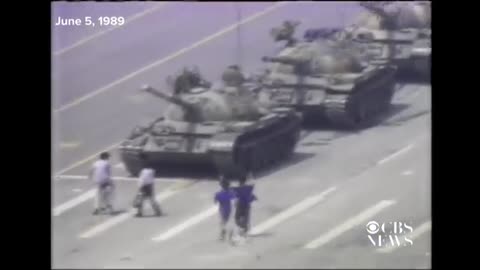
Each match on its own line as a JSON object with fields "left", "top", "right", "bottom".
{"left": 359, "top": 2, "right": 389, "bottom": 18}
{"left": 262, "top": 56, "right": 311, "bottom": 75}
{"left": 262, "top": 56, "right": 308, "bottom": 66}
{"left": 141, "top": 85, "right": 194, "bottom": 109}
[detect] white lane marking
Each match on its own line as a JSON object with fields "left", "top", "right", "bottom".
{"left": 114, "top": 163, "right": 125, "bottom": 169}
{"left": 403, "top": 89, "right": 423, "bottom": 102}
{"left": 152, "top": 205, "right": 218, "bottom": 242}
{"left": 250, "top": 187, "right": 337, "bottom": 235}
{"left": 53, "top": 3, "right": 169, "bottom": 56}
{"left": 304, "top": 200, "right": 396, "bottom": 249}
{"left": 59, "top": 141, "right": 81, "bottom": 149}
{"left": 377, "top": 220, "right": 431, "bottom": 253}
{"left": 79, "top": 181, "right": 195, "bottom": 239}
{"left": 103, "top": 266, "right": 144, "bottom": 269}
{"left": 53, "top": 188, "right": 96, "bottom": 216}
{"left": 377, "top": 144, "right": 414, "bottom": 165}
{"left": 56, "top": 174, "right": 194, "bottom": 183}
{"left": 402, "top": 170, "right": 414, "bottom": 176}
{"left": 54, "top": 2, "right": 289, "bottom": 113}
{"left": 72, "top": 188, "right": 83, "bottom": 193}
{"left": 54, "top": 141, "right": 121, "bottom": 177}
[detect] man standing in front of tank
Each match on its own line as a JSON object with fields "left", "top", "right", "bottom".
{"left": 234, "top": 173, "right": 258, "bottom": 238}
{"left": 89, "top": 152, "right": 115, "bottom": 215}
{"left": 133, "top": 153, "right": 162, "bottom": 217}
{"left": 214, "top": 176, "right": 237, "bottom": 242}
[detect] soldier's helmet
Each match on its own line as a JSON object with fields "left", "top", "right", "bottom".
{"left": 222, "top": 65, "right": 245, "bottom": 87}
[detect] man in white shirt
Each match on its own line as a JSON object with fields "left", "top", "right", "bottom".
{"left": 89, "top": 152, "right": 114, "bottom": 215}
{"left": 133, "top": 153, "right": 162, "bottom": 217}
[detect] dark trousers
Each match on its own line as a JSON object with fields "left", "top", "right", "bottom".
{"left": 235, "top": 204, "right": 251, "bottom": 234}
{"left": 133, "top": 184, "right": 162, "bottom": 216}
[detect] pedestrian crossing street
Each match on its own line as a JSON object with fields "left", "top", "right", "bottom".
{"left": 52, "top": 86, "right": 431, "bottom": 268}
{"left": 53, "top": 136, "right": 431, "bottom": 268}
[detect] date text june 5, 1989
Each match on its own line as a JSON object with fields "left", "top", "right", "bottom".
{"left": 54, "top": 16, "right": 125, "bottom": 27}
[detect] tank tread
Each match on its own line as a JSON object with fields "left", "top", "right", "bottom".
{"left": 323, "top": 71, "right": 395, "bottom": 129}
{"left": 211, "top": 112, "right": 301, "bottom": 177}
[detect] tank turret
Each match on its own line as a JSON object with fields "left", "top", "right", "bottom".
{"left": 270, "top": 20, "right": 301, "bottom": 47}
{"left": 351, "top": 2, "right": 431, "bottom": 31}
{"left": 142, "top": 85, "right": 204, "bottom": 122}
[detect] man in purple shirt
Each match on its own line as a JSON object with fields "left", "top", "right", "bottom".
{"left": 233, "top": 174, "right": 257, "bottom": 237}
{"left": 214, "top": 177, "right": 237, "bottom": 242}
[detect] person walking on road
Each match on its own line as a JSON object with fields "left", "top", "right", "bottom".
{"left": 89, "top": 152, "right": 114, "bottom": 215}
{"left": 133, "top": 154, "right": 163, "bottom": 217}
{"left": 214, "top": 177, "right": 237, "bottom": 242}
{"left": 234, "top": 174, "right": 257, "bottom": 237}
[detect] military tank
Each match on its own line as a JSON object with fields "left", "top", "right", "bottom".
{"left": 258, "top": 23, "right": 397, "bottom": 129}
{"left": 345, "top": 1, "right": 431, "bottom": 78}
{"left": 118, "top": 81, "right": 301, "bottom": 178}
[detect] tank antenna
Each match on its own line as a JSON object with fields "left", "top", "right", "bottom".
{"left": 337, "top": 3, "right": 345, "bottom": 27}
{"left": 235, "top": 2, "right": 243, "bottom": 67}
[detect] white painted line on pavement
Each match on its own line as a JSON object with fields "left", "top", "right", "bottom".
{"left": 53, "top": 3, "right": 169, "bottom": 56}
{"left": 377, "top": 220, "right": 431, "bottom": 253}
{"left": 54, "top": 2, "right": 289, "bottom": 113}
{"left": 72, "top": 188, "right": 83, "bottom": 193}
{"left": 56, "top": 174, "right": 194, "bottom": 183}
{"left": 250, "top": 187, "right": 337, "bottom": 235}
{"left": 59, "top": 141, "right": 81, "bottom": 149}
{"left": 103, "top": 266, "right": 144, "bottom": 269}
{"left": 377, "top": 144, "right": 414, "bottom": 165}
{"left": 304, "top": 200, "right": 396, "bottom": 249}
{"left": 114, "top": 162, "right": 125, "bottom": 169}
{"left": 152, "top": 205, "right": 218, "bottom": 242}
{"left": 53, "top": 188, "right": 96, "bottom": 217}
{"left": 402, "top": 170, "right": 414, "bottom": 176}
{"left": 54, "top": 141, "right": 121, "bottom": 177}
{"left": 79, "top": 181, "right": 196, "bottom": 239}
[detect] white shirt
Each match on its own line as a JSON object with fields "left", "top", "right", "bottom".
{"left": 91, "top": 160, "right": 111, "bottom": 184}
{"left": 139, "top": 168, "right": 155, "bottom": 187}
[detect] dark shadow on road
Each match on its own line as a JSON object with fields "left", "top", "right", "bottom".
{"left": 299, "top": 104, "right": 413, "bottom": 133}
{"left": 364, "top": 103, "right": 411, "bottom": 129}
{"left": 111, "top": 209, "right": 128, "bottom": 216}
{"left": 381, "top": 109, "right": 431, "bottom": 127}
{"left": 133, "top": 213, "right": 166, "bottom": 218}
{"left": 247, "top": 232, "right": 274, "bottom": 238}
{"left": 250, "top": 151, "right": 316, "bottom": 180}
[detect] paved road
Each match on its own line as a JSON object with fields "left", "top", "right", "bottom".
{"left": 52, "top": 2, "right": 431, "bottom": 269}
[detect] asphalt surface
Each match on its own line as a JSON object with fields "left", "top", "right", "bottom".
{"left": 52, "top": 2, "right": 431, "bottom": 269}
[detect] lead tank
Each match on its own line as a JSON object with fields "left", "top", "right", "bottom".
{"left": 119, "top": 82, "right": 301, "bottom": 178}
{"left": 345, "top": 2, "right": 431, "bottom": 78}
{"left": 258, "top": 28, "right": 397, "bottom": 128}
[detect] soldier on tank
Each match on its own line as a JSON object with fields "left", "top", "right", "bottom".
{"left": 221, "top": 65, "right": 246, "bottom": 87}
{"left": 173, "top": 67, "right": 211, "bottom": 96}
{"left": 272, "top": 20, "right": 300, "bottom": 47}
